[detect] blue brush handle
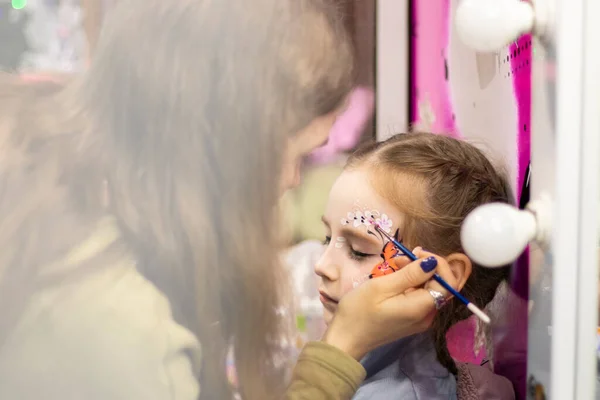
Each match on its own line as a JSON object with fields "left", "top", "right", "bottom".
{"left": 389, "top": 237, "right": 471, "bottom": 306}
{"left": 432, "top": 274, "right": 470, "bottom": 305}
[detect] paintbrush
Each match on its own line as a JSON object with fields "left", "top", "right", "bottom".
{"left": 373, "top": 224, "right": 491, "bottom": 324}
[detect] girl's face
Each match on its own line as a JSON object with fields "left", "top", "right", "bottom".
{"left": 315, "top": 168, "right": 405, "bottom": 325}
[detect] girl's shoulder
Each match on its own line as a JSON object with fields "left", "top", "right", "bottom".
{"left": 355, "top": 334, "right": 457, "bottom": 400}
{"left": 353, "top": 359, "right": 456, "bottom": 400}
{"left": 456, "top": 362, "right": 515, "bottom": 400}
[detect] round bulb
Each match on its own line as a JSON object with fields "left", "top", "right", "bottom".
{"left": 455, "top": 0, "right": 535, "bottom": 52}
{"left": 12, "top": 0, "right": 27, "bottom": 9}
{"left": 461, "top": 203, "right": 537, "bottom": 267}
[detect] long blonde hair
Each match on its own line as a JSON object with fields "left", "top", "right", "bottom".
{"left": 0, "top": 1, "right": 354, "bottom": 399}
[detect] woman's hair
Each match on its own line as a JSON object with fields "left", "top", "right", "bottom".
{"left": 347, "top": 132, "right": 513, "bottom": 374}
{"left": 0, "top": 0, "right": 354, "bottom": 399}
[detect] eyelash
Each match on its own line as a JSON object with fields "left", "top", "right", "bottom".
{"left": 323, "top": 236, "right": 374, "bottom": 261}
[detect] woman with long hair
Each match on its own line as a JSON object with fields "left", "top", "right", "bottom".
{"left": 0, "top": 0, "right": 450, "bottom": 399}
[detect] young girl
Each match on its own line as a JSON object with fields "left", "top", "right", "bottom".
{"left": 315, "top": 132, "right": 515, "bottom": 399}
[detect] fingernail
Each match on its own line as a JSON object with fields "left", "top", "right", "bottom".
{"left": 420, "top": 256, "right": 437, "bottom": 272}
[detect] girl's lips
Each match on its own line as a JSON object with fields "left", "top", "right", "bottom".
{"left": 319, "top": 290, "right": 339, "bottom": 304}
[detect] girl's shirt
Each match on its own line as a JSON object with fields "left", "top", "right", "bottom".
{"left": 354, "top": 332, "right": 457, "bottom": 400}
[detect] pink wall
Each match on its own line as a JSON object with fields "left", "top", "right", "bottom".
{"left": 510, "top": 35, "right": 532, "bottom": 208}
{"left": 410, "top": 0, "right": 458, "bottom": 136}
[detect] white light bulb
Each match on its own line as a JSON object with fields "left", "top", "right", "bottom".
{"left": 455, "top": 0, "right": 535, "bottom": 52}
{"left": 461, "top": 203, "right": 537, "bottom": 267}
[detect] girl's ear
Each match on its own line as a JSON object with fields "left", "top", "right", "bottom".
{"left": 445, "top": 253, "right": 473, "bottom": 292}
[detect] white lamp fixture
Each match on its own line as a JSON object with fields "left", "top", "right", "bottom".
{"left": 455, "top": 0, "right": 553, "bottom": 52}
{"left": 461, "top": 194, "right": 552, "bottom": 267}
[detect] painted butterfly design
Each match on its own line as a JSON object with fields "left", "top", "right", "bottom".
{"left": 368, "top": 240, "right": 403, "bottom": 279}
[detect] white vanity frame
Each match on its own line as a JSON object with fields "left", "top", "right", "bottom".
{"left": 375, "top": 0, "right": 410, "bottom": 141}
{"left": 550, "top": 0, "right": 600, "bottom": 397}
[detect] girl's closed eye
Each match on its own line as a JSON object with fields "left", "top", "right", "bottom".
{"left": 348, "top": 247, "right": 376, "bottom": 261}
{"left": 323, "top": 233, "right": 377, "bottom": 260}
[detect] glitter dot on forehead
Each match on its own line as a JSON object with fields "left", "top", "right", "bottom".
{"left": 340, "top": 208, "right": 394, "bottom": 233}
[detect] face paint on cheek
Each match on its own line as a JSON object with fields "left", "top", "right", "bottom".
{"left": 348, "top": 252, "right": 405, "bottom": 290}
{"left": 368, "top": 240, "right": 405, "bottom": 278}
{"left": 347, "top": 263, "right": 374, "bottom": 290}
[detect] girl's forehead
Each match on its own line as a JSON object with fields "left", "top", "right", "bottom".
{"left": 326, "top": 169, "right": 403, "bottom": 226}
{"left": 328, "top": 170, "right": 380, "bottom": 206}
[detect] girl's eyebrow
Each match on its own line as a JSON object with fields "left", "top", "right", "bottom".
{"left": 320, "top": 215, "right": 381, "bottom": 244}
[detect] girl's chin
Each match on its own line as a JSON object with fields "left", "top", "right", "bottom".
{"left": 322, "top": 310, "right": 334, "bottom": 326}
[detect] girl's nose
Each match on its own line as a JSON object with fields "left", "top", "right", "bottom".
{"left": 314, "top": 245, "right": 340, "bottom": 282}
